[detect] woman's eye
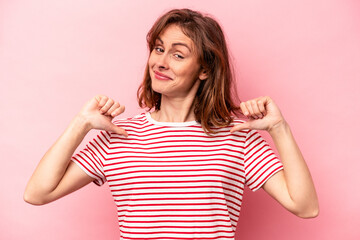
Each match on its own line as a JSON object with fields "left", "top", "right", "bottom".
{"left": 154, "top": 47, "right": 183, "bottom": 59}
{"left": 174, "top": 54, "right": 184, "bottom": 59}
{"left": 155, "top": 47, "right": 164, "bottom": 53}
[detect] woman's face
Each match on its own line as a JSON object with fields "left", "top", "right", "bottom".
{"left": 148, "top": 24, "right": 207, "bottom": 98}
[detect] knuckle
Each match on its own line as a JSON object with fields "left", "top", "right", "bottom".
{"left": 99, "top": 98, "right": 108, "bottom": 105}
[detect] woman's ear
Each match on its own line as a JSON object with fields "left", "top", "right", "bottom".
{"left": 199, "top": 68, "right": 208, "bottom": 81}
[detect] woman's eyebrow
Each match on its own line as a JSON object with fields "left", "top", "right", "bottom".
{"left": 156, "top": 37, "right": 192, "bottom": 52}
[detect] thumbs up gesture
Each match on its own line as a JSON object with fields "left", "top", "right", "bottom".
{"left": 78, "top": 95, "right": 128, "bottom": 137}
{"left": 230, "top": 96, "right": 285, "bottom": 133}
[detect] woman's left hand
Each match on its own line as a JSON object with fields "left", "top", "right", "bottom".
{"left": 230, "top": 96, "right": 285, "bottom": 133}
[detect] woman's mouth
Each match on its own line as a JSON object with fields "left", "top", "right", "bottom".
{"left": 154, "top": 70, "right": 173, "bottom": 80}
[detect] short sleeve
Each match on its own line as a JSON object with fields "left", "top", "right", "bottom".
{"left": 71, "top": 130, "right": 110, "bottom": 186}
{"left": 244, "top": 129, "right": 284, "bottom": 192}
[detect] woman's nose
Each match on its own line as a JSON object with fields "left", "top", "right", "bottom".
{"left": 157, "top": 53, "right": 169, "bottom": 69}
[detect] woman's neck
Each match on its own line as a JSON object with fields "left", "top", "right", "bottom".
{"left": 151, "top": 94, "right": 197, "bottom": 122}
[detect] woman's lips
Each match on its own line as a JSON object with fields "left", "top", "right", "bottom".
{"left": 154, "top": 70, "right": 172, "bottom": 80}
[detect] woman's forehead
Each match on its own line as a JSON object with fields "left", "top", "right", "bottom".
{"left": 156, "top": 24, "right": 195, "bottom": 52}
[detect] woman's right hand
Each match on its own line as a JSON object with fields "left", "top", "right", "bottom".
{"left": 77, "top": 95, "right": 128, "bottom": 137}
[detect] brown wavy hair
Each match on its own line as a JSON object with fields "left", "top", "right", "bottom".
{"left": 137, "top": 8, "right": 241, "bottom": 135}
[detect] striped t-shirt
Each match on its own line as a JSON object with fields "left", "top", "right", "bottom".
{"left": 71, "top": 112, "right": 283, "bottom": 240}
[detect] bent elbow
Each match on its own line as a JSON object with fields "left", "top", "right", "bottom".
{"left": 23, "top": 190, "right": 48, "bottom": 206}
{"left": 298, "top": 209, "right": 319, "bottom": 218}
{"left": 295, "top": 205, "right": 320, "bottom": 219}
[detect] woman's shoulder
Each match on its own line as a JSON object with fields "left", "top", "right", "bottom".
{"left": 226, "top": 115, "right": 247, "bottom": 129}
{"left": 205, "top": 115, "right": 249, "bottom": 136}
{"left": 112, "top": 112, "right": 148, "bottom": 126}
{"left": 231, "top": 115, "right": 247, "bottom": 123}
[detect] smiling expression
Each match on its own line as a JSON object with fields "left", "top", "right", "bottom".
{"left": 148, "top": 24, "right": 207, "bottom": 98}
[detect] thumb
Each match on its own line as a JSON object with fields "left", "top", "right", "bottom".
{"left": 230, "top": 121, "right": 252, "bottom": 133}
{"left": 107, "top": 123, "right": 128, "bottom": 137}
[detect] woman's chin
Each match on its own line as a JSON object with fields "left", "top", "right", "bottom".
{"left": 151, "top": 82, "right": 169, "bottom": 95}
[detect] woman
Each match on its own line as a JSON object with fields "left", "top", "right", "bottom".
{"left": 24, "top": 8, "right": 319, "bottom": 239}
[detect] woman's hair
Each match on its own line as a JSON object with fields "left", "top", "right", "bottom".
{"left": 137, "top": 8, "right": 241, "bottom": 135}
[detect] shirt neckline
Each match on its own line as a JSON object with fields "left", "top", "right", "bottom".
{"left": 145, "top": 112, "right": 198, "bottom": 127}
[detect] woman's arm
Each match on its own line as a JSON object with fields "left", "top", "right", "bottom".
{"left": 24, "top": 95, "right": 128, "bottom": 205}
{"left": 230, "top": 96, "right": 319, "bottom": 218}
{"left": 23, "top": 116, "right": 94, "bottom": 205}
{"left": 263, "top": 121, "right": 319, "bottom": 218}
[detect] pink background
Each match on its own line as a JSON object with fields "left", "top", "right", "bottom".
{"left": 1, "top": 0, "right": 359, "bottom": 239}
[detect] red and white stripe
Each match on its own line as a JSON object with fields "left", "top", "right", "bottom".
{"left": 72, "top": 112, "right": 283, "bottom": 240}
